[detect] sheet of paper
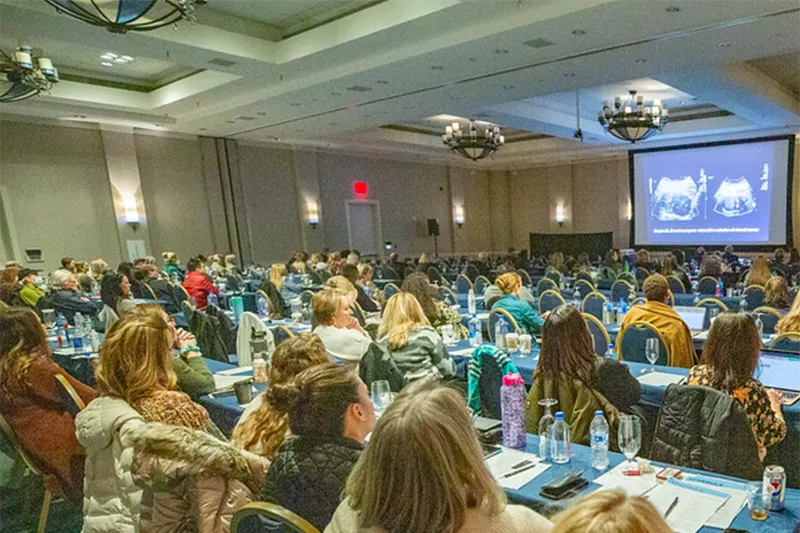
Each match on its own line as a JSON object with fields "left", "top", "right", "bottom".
{"left": 594, "top": 462, "right": 657, "bottom": 496}
{"left": 216, "top": 366, "right": 253, "bottom": 376}
{"left": 692, "top": 331, "right": 709, "bottom": 341}
{"left": 645, "top": 478, "right": 729, "bottom": 533}
{"left": 213, "top": 374, "right": 252, "bottom": 389}
{"left": 485, "top": 448, "right": 549, "bottom": 490}
{"left": 637, "top": 372, "right": 686, "bottom": 387}
{"left": 449, "top": 347, "right": 474, "bottom": 357}
{"left": 680, "top": 474, "right": 747, "bottom": 529}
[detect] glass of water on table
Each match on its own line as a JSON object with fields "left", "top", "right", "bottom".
{"left": 618, "top": 415, "right": 641, "bottom": 472}
{"left": 371, "top": 380, "right": 392, "bottom": 415}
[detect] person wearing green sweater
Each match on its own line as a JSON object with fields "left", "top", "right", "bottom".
{"left": 18, "top": 268, "right": 45, "bottom": 308}
{"left": 492, "top": 272, "right": 545, "bottom": 334}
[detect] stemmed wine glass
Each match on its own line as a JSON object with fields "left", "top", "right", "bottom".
{"left": 645, "top": 338, "right": 660, "bottom": 369}
{"left": 42, "top": 309, "right": 56, "bottom": 332}
{"left": 618, "top": 415, "right": 642, "bottom": 471}
{"left": 537, "top": 398, "right": 558, "bottom": 460}
{"left": 371, "top": 380, "right": 392, "bottom": 416}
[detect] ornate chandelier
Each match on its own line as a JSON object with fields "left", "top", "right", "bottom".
{"left": 42, "top": 0, "right": 206, "bottom": 33}
{"left": 442, "top": 119, "right": 505, "bottom": 161}
{"left": 1, "top": 46, "right": 59, "bottom": 103}
{"left": 598, "top": 90, "right": 669, "bottom": 143}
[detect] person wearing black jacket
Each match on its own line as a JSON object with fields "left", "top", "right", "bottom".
{"left": 342, "top": 264, "right": 379, "bottom": 312}
{"left": 262, "top": 364, "right": 375, "bottom": 530}
{"left": 50, "top": 272, "right": 101, "bottom": 323}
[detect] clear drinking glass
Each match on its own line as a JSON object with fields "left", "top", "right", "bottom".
{"left": 537, "top": 398, "right": 558, "bottom": 459}
{"left": 371, "top": 380, "right": 392, "bottom": 414}
{"left": 645, "top": 338, "right": 660, "bottom": 367}
{"left": 618, "top": 415, "right": 642, "bottom": 470}
{"left": 746, "top": 481, "right": 769, "bottom": 521}
{"left": 708, "top": 307, "right": 720, "bottom": 323}
{"left": 42, "top": 309, "right": 56, "bottom": 330}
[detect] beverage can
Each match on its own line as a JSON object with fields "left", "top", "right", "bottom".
{"left": 763, "top": 465, "right": 785, "bottom": 511}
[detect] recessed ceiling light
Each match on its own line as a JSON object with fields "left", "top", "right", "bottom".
{"left": 363, "top": 114, "right": 373, "bottom": 118}
{"left": 635, "top": 58, "right": 647, "bottom": 63}
{"left": 73, "top": 114, "right": 86, "bottom": 119}
{"left": 226, "top": 120, "right": 235, "bottom": 124}
{"left": 523, "top": 38, "right": 554, "bottom": 48}
{"left": 719, "top": 42, "right": 731, "bottom": 48}
{"left": 571, "top": 29, "right": 585, "bottom": 35}
{"left": 495, "top": 48, "right": 509, "bottom": 54}
{"left": 665, "top": 6, "right": 681, "bottom": 12}
{"left": 256, "top": 111, "right": 267, "bottom": 116}
{"left": 376, "top": 80, "right": 388, "bottom": 84}
{"left": 431, "top": 65, "right": 444, "bottom": 70}
{"left": 468, "top": 57, "right": 476, "bottom": 62}
{"left": 291, "top": 102, "right": 301, "bottom": 106}
{"left": 562, "top": 72, "right": 575, "bottom": 77}
{"left": 502, "top": 85, "right": 515, "bottom": 90}
{"left": 346, "top": 85, "right": 372, "bottom": 92}
{"left": 101, "top": 61, "right": 113, "bottom": 67}
{"left": 199, "top": 128, "right": 207, "bottom": 132}
{"left": 327, "top": 122, "right": 338, "bottom": 126}
{"left": 330, "top": 91, "right": 342, "bottom": 96}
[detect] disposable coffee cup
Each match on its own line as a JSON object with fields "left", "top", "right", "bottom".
{"left": 234, "top": 380, "right": 254, "bottom": 404}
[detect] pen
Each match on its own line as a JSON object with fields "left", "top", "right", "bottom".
{"left": 664, "top": 496, "right": 679, "bottom": 518}
{"left": 502, "top": 463, "right": 538, "bottom": 479}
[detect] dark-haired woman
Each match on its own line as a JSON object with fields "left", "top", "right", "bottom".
{"left": 261, "top": 364, "right": 376, "bottom": 530}
{"left": 402, "top": 273, "right": 468, "bottom": 340}
{"left": 0, "top": 307, "right": 97, "bottom": 504}
{"left": 688, "top": 311, "right": 786, "bottom": 460}
{"left": 525, "top": 305, "right": 641, "bottom": 445}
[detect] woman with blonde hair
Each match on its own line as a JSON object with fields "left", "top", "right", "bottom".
{"left": 377, "top": 292, "right": 454, "bottom": 382}
{"left": 89, "top": 258, "right": 108, "bottom": 281}
{"left": 747, "top": 254, "right": 772, "bottom": 287}
{"left": 763, "top": 275, "right": 790, "bottom": 310}
{"left": 327, "top": 380, "right": 551, "bottom": 533}
{"left": 776, "top": 289, "right": 800, "bottom": 334}
{"left": 312, "top": 288, "right": 371, "bottom": 363}
{"left": 232, "top": 333, "right": 330, "bottom": 456}
{"left": 492, "top": 272, "right": 545, "bottom": 334}
{"left": 551, "top": 489, "right": 670, "bottom": 533}
{"left": 163, "top": 251, "right": 184, "bottom": 282}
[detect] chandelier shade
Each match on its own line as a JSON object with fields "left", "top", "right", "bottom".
{"left": 1, "top": 46, "right": 59, "bottom": 103}
{"left": 442, "top": 119, "right": 504, "bottom": 161}
{"left": 598, "top": 90, "right": 669, "bottom": 143}
{"left": 42, "top": 0, "right": 206, "bottom": 33}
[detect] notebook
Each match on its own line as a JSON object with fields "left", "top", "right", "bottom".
{"left": 674, "top": 306, "right": 707, "bottom": 333}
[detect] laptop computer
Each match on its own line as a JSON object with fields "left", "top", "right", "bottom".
{"left": 674, "top": 306, "right": 708, "bottom": 333}
{"left": 755, "top": 351, "right": 800, "bottom": 405}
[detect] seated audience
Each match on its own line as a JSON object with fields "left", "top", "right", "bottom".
{"left": 100, "top": 271, "right": 136, "bottom": 319}
{"left": 163, "top": 252, "right": 185, "bottom": 282}
{"left": 763, "top": 276, "right": 790, "bottom": 311}
{"left": 416, "top": 252, "right": 432, "bottom": 274}
{"left": 182, "top": 258, "right": 219, "bottom": 310}
{"left": 52, "top": 257, "right": 75, "bottom": 280}
{"left": 377, "top": 292, "right": 454, "bottom": 382}
{"left": 660, "top": 253, "right": 691, "bottom": 292}
{"left": 617, "top": 274, "right": 696, "bottom": 368}
{"left": 346, "top": 251, "right": 361, "bottom": 266}
{"left": 18, "top": 268, "right": 45, "bottom": 308}
{"left": 491, "top": 272, "right": 545, "bottom": 334}
{"left": 232, "top": 333, "right": 330, "bottom": 456}
{"left": 262, "top": 364, "right": 376, "bottom": 530}
{"left": 50, "top": 270, "right": 102, "bottom": 323}
{"left": 223, "top": 253, "right": 239, "bottom": 276}
{"left": 747, "top": 254, "right": 772, "bottom": 287}
{"left": 256, "top": 264, "right": 287, "bottom": 318}
{"left": 636, "top": 249, "right": 657, "bottom": 273}
{"left": 402, "top": 273, "right": 468, "bottom": 340}
{"left": 789, "top": 248, "right": 800, "bottom": 279}
{"left": 471, "top": 251, "right": 491, "bottom": 278}
{"left": 551, "top": 489, "right": 670, "bottom": 533}
{"left": 772, "top": 248, "right": 788, "bottom": 274}
{"left": 89, "top": 258, "right": 108, "bottom": 282}
{"left": 550, "top": 251, "right": 569, "bottom": 275}
{"left": 722, "top": 244, "right": 739, "bottom": 266}
{"left": 358, "top": 264, "right": 380, "bottom": 300}
{"left": 342, "top": 264, "right": 379, "bottom": 312}
{"left": 526, "top": 305, "right": 639, "bottom": 443}
{"left": 776, "top": 289, "right": 800, "bottom": 335}
{"left": 0, "top": 265, "right": 19, "bottom": 305}
{"left": 280, "top": 263, "right": 306, "bottom": 305}
{"left": 605, "top": 249, "right": 623, "bottom": 274}
{"left": 387, "top": 252, "right": 406, "bottom": 279}
{"left": 688, "top": 311, "right": 787, "bottom": 460}
{"left": 328, "top": 380, "right": 551, "bottom": 533}
{"left": 118, "top": 261, "right": 149, "bottom": 300}
{"left": 699, "top": 253, "right": 724, "bottom": 279}
{"left": 0, "top": 308, "right": 97, "bottom": 504}
{"left": 312, "top": 289, "right": 371, "bottom": 363}
{"left": 141, "top": 264, "right": 177, "bottom": 312}
{"left": 207, "top": 254, "right": 225, "bottom": 277}
{"left": 571, "top": 251, "right": 591, "bottom": 274}
{"left": 328, "top": 251, "right": 343, "bottom": 275}
{"left": 75, "top": 261, "right": 94, "bottom": 293}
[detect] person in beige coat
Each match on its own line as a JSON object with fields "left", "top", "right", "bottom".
{"left": 130, "top": 423, "right": 269, "bottom": 533}
{"left": 325, "top": 380, "right": 551, "bottom": 533}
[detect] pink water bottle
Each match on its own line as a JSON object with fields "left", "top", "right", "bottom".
{"left": 501, "top": 373, "right": 527, "bottom": 449}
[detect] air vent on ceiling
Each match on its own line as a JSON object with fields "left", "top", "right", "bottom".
{"left": 236, "top": 116, "right": 255, "bottom": 121}
{"left": 208, "top": 58, "right": 237, "bottom": 67}
{"left": 346, "top": 85, "right": 372, "bottom": 92}
{"left": 523, "top": 38, "right": 555, "bottom": 48}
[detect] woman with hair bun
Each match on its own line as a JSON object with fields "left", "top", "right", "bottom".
{"left": 261, "top": 364, "right": 376, "bottom": 530}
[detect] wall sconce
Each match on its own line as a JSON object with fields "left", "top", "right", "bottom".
{"left": 626, "top": 201, "right": 632, "bottom": 221}
{"left": 555, "top": 204, "right": 565, "bottom": 227}
{"left": 454, "top": 205, "right": 465, "bottom": 228}
{"left": 307, "top": 201, "right": 320, "bottom": 229}
{"left": 123, "top": 196, "right": 140, "bottom": 230}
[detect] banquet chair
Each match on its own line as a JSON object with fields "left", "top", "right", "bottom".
{"left": 739, "top": 269, "right": 751, "bottom": 283}
{"left": 536, "top": 277, "right": 558, "bottom": 296}
{"left": 582, "top": 291, "right": 607, "bottom": 322}
{"left": 403, "top": 266, "right": 416, "bottom": 279}
{"left": 272, "top": 326, "right": 296, "bottom": 348}
{"left": 465, "top": 264, "right": 481, "bottom": 281}
{"left": 174, "top": 283, "right": 192, "bottom": 304}
{"left": 544, "top": 270, "right": 561, "bottom": 284}
{"left": 231, "top": 502, "right": 320, "bottom": 533}
{"left": 769, "top": 333, "right": 800, "bottom": 353}
{"left": 300, "top": 290, "right": 315, "bottom": 307}
{"left": 351, "top": 301, "right": 367, "bottom": 327}
{"left": 487, "top": 309, "right": 520, "bottom": 342}
{"left": 583, "top": 313, "right": 611, "bottom": 357}
{"left": 516, "top": 269, "right": 532, "bottom": 287}
{"left": 141, "top": 282, "right": 158, "bottom": 301}
{"left": 358, "top": 342, "right": 406, "bottom": 393}
{"left": 456, "top": 274, "right": 473, "bottom": 294}
{"left": 617, "top": 271, "right": 637, "bottom": 288}
{"left": 538, "top": 289, "right": 566, "bottom": 314}
{"left": 610, "top": 279, "right": 635, "bottom": 303}
{"left": 477, "top": 351, "right": 504, "bottom": 420}
{"left": 427, "top": 266, "right": 444, "bottom": 285}
{"left": 55, "top": 374, "right": 86, "bottom": 417}
{"left": 632, "top": 297, "right": 646, "bottom": 306}
{"left": 635, "top": 267, "right": 650, "bottom": 286}
{"left": 474, "top": 275, "right": 491, "bottom": 295}
{"left": 696, "top": 298, "right": 728, "bottom": 329}
{"left": 752, "top": 307, "right": 781, "bottom": 335}
{"left": 575, "top": 271, "right": 594, "bottom": 285}
{"left": 383, "top": 283, "right": 400, "bottom": 300}
{"left": 0, "top": 413, "right": 54, "bottom": 533}
{"left": 617, "top": 321, "right": 670, "bottom": 366}
{"left": 305, "top": 269, "right": 321, "bottom": 285}
{"left": 574, "top": 279, "right": 595, "bottom": 296}
{"left": 666, "top": 275, "right": 686, "bottom": 295}
{"left": 381, "top": 265, "right": 399, "bottom": 280}
{"left": 789, "top": 285, "right": 799, "bottom": 303}
{"left": 437, "top": 286, "right": 458, "bottom": 307}
{"left": 743, "top": 285, "right": 765, "bottom": 311}
{"left": 697, "top": 276, "right": 719, "bottom": 295}
{"left": 667, "top": 290, "right": 675, "bottom": 307}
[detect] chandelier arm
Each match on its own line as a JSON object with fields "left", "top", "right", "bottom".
{"left": 88, "top": 0, "right": 115, "bottom": 24}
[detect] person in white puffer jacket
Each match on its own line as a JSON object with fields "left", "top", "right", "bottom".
{"left": 75, "top": 396, "right": 145, "bottom": 533}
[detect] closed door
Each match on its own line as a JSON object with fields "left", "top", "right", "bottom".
{"left": 347, "top": 202, "right": 379, "bottom": 256}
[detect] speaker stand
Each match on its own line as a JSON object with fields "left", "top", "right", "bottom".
{"left": 432, "top": 234, "right": 439, "bottom": 259}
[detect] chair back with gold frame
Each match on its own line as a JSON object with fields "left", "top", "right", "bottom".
{"left": 666, "top": 275, "right": 686, "bottom": 295}
{"left": 516, "top": 269, "right": 532, "bottom": 287}
{"left": 456, "top": 274, "right": 473, "bottom": 294}
{"left": 752, "top": 306, "right": 782, "bottom": 335}
{"left": 617, "top": 271, "right": 637, "bottom": 288}
{"left": 300, "top": 290, "right": 315, "bottom": 307}
{"left": 272, "top": 326, "right": 296, "bottom": 347}
{"left": 55, "top": 374, "right": 86, "bottom": 416}
{"left": 574, "top": 279, "right": 595, "bottom": 296}
{"left": 383, "top": 283, "right": 400, "bottom": 300}
{"left": 231, "top": 502, "right": 321, "bottom": 533}
{"left": 743, "top": 285, "right": 766, "bottom": 311}
{"left": 583, "top": 313, "right": 611, "bottom": 357}
{"left": 474, "top": 275, "right": 491, "bottom": 295}
{"left": 617, "top": 320, "right": 671, "bottom": 366}
{"left": 697, "top": 276, "right": 719, "bottom": 295}
{"left": 769, "top": 333, "right": 800, "bottom": 353}
{"left": 437, "top": 286, "right": 458, "bottom": 307}
{"left": 487, "top": 309, "right": 521, "bottom": 342}
{"left": 631, "top": 297, "right": 646, "bottom": 306}
{"left": 610, "top": 279, "right": 635, "bottom": 303}
{"left": 141, "top": 282, "right": 158, "bottom": 301}
{"left": 538, "top": 289, "right": 566, "bottom": 314}
{"left": 581, "top": 291, "right": 607, "bottom": 321}
{"left": 536, "top": 277, "right": 558, "bottom": 296}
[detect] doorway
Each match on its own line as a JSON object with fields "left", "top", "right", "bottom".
{"left": 346, "top": 200, "right": 383, "bottom": 257}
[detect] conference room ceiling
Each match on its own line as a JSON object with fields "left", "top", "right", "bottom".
{"left": 0, "top": 0, "right": 798, "bottom": 168}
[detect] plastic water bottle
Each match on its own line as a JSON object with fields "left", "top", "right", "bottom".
{"left": 500, "top": 373, "right": 527, "bottom": 449}
{"left": 693, "top": 292, "right": 700, "bottom": 306}
{"left": 207, "top": 292, "right": 218, "bottom": 308}
{"left": 495, "top": 317, "right": 507, "bottom": 349}
{"left": 256, "top": 293, "right": 267, "bottom": 317}
{"left": 603, "top": 301, "right": 614, "bottom": 324}
{"left": 572, "top": 288, "right": 581, "bottom": 309}
{"left": 170, "top": 271, "right": 178, "bottom": 284}
{"left": 590, "top": 410, "right": 610, "bottom": 470}
{"left": 467, "top": 288, "right": 477, "bottom": 314}
{"left": 755, "top": 314, "right": 764, "bottom": 335}
{"left": 551, "top": 412, "right": 571, "bottom": 464}
{"left": 740, "top": 293, "right": 748, "bottom": 312}
{"left": 90, "top": 330, "right": 100, "bottom": 353}
{"left": 74, "top": 313, "right": 85, "bottom": 337}
{"left": 716, "top": 278, "right": 723, "bottom": 297}
{"left": 468, "top": 314, "right": 481, "bottom": 347}
{"left": 606, "top": 343, "right": 617, "bottom": 359}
